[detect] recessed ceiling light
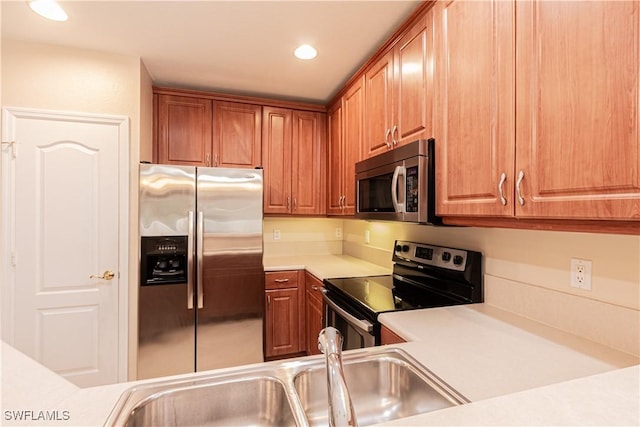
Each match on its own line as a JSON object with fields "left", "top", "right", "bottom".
{"left": 294, "top": 44, "right": 317, "bottom": 60}
{"left": 29, "top": 0, "right": 68, "bottom": 22}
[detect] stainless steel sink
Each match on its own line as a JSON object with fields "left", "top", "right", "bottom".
{"left": 293, "top": 350, "right": 468, "bottom": 426}
{"left": 105, "top": 348, "right": 467, "bottom": 427}
{"left": 107, "top": 375, "right": 298, "bottom": 427}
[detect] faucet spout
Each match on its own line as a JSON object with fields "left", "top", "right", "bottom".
{"left": 318, "top": 327, "right": 357, "bottom": 427}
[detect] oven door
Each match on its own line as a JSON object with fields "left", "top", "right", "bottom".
{"left": 323, "top": 292, "right": 376, "bottom": 350}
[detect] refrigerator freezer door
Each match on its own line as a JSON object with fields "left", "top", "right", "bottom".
{"left": 139, "top": 164, "right": 196, "bottom": 236}
{"left": 138, "top": 164, "right": 196, "bottom": 379}
{"left": 196, "top": 167, "right": 265, "bottom": 371}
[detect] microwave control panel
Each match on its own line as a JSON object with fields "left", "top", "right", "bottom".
{"left": 405, "top": 166, "right": 419, "bottom": 212}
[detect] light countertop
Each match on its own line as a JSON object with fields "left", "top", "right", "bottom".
{"left": 2, "top": 254, "right": 638, "bottom": 426}
{"left": 264, "top": 254, "right": 391, "bottom": 279}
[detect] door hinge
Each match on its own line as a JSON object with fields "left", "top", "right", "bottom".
{"left": 11, "top": 251, "right": 17, "bottom": 267}
{"left": 1, "top": 141, "right": 17, "bottom": 158}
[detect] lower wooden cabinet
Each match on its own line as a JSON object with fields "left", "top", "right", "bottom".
{"left": 380, "top": 325, "right": 406, "bottom": 345}
{"left": 304, "top": 272, "right": 325, "bottom": 355}
{"left": 264, "top": 270, "right": 305, "bottom": 359}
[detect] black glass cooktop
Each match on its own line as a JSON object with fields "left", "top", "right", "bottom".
{"left": 324, "top": 274, "right": 461, "bottom": 318}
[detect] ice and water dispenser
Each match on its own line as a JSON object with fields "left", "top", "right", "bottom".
{"left": 139, "top": 236, "right": 188, "bottom": 286}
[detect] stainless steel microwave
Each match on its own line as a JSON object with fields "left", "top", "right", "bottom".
{"left": 355, "top": 139, "right": 440, "bottom": 224}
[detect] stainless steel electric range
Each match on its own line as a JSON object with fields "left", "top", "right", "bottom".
{"left": 322, "top": 240, "right": 483, "bottom": 350}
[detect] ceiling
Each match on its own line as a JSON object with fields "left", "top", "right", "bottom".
{"left": 1, "top": 1, "right": 422, "bottom": 104}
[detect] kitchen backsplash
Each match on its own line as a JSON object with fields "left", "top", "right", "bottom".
{"left": 263, "top": 217, "right": 344, "bottom": 257}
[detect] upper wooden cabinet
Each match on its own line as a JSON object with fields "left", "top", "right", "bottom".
{"left": 435, "top": 0, "right": 515, "bottom": 217}
{"left": 515, "top": 0, "right": 639, "bottom": 220}
{"left": 263, "top": 107, "right": 326, "bottom": 215}
{"left": 436, "top": 0, "right": 640, "bottom": 223}
{"left": 364, "top": 12, "right": 433, "bottom": 158}
{"left": 328, "top": 77, "right": 364, "bottom": 215}
{"left": 155, "top": 94, "right": 261, "bottom": 168}
{"left": 156, "top": 94, "right": 213, "bottom": 166}
{"left": 213, "top": 101, "right": 262, "bottom": 168}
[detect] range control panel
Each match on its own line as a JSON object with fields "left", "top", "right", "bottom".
{"left": 393, "top": 240, "right": 468, "bottom": 272}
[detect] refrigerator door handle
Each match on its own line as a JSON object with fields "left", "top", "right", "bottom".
{"left": 187, "top": 211, "right": 195, "bottom": 310}
{"left": 196, "top": 211, "right": 204, "bottom": 309}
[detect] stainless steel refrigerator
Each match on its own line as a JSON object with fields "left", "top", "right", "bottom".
{"left": 138, "top": 164, "right": 264, "bottom": 379}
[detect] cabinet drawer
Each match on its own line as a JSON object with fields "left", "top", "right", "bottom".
{"left": 305, "top": 272, "right": 324, "bottom": 297}
{"left": 265, "top": 270, "right": 299, "bottom": 289}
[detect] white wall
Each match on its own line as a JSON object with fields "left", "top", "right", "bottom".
{"left": 263, "top": 217, "right": 344, "bottom": 256}
{"left": 342, "top": 219, "right": 640, "bottom": 356}
{"left": 1, "top": 39, "right": 153, "bottom": 379}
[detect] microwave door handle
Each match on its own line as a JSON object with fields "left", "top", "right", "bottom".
{"left": 391, "top": 165, "right": 406, "bottom": 213}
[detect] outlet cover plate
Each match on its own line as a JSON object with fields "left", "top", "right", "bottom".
{"left": 570, "top": 258, "right": 592, "bottom": 290}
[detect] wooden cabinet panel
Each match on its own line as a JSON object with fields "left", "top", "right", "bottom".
{"left": 394, "top": 12, "right": 432, "bottom": 146}
{"left": 327, "top": 78, "right": 363, "bottom": 216}
{"left": 262, "top": 107, "right": 293, "bottom": 214}
{"left": 157, "top": 95, "right": 213, "bottom": 166}
{"left": 363, "top": 13, "right": 433, "bottom": 159}
{"left": 265, "top": 288, "right": 300, "bottom": 358}
{"left": 263, "top": 108, "right": 326, "bottom": 215}
{"left": 213, "top": 101, "right": 262, "bottom": 168}
{"left": 364, "top": 51, "right": 394, "bottom": 158}
{"left": 327, "top": 101, "right": 344, "bottom": 215}
{"left": 304, "top": 272, "right": 324, "bottom": 356}
{"left": 264, "top": 270, "right": 305, "bottom": 359}
{"left": 380, "top": 325, "right": 406, "bottom": 345}
{"left": 292, "top": 111, "right": 326, "bottom": 215}
{"left": 342, "top": 78, "right": 364, "bottom": 215}
{"left": 515, "top": 0, "right": 640, "bottom": 220}
{"left": 435, "top": 0, "right": 516, "bottom": 217}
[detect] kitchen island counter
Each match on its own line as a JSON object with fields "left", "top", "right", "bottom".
{"left": 3, "top": 304, "right": 638, "bottom": 426}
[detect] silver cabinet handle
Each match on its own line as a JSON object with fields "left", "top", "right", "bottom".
{"left": 267, "top": 294, "right": 271, "bottom": 308}
{"left": 187, "top": 211, "right": 195, "bottom": 309}
{"left": 274, "top": 278, "right": 289, "bottom": 283}
{"left": 516, "top": 170, "right": 525, "bottom": 206}
{"left": 311, "top": 285, "right": 319, "bottom": 291}
{"left": 391, "top": 125, "right": 398, "bottom": 145}
{"left": 384, "top": 128, "right": 392, "bottom": 148}
{"left": 214, "top": 154, "right": 219, "bottom": 167}
{"left": 293, "top": 197, "right": 297, "bottom": 211}
{"left": 498, "top": 172, "right": 508, "bottom": 206}
{"left": 287, "top": 196, "right": 291, "bottom": 210}
{"left": 196, "top": 211, "right": 204, "bottom": 309}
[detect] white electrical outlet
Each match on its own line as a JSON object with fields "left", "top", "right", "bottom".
{"left": 335, "top": 227, "right": 343, "bottom": 238}
{"left": 273, "top": 229, "right": 281, "bottom": 240}
{"left": 364, "top": 230, "right": 371, "bottom": 244}
{"left": 570, "top": 258, "right": 592, "bottom": 290}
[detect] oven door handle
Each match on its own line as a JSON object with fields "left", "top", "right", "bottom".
{"left": 322, "top": 292, "right": 374, "bottom": 333}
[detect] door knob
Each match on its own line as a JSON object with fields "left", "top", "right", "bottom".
{"left": 90, "top": 270, "right": 115, "bottom": 280}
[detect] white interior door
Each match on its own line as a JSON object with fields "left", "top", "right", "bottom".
{"left": 1, "top": 108, "right": 129, "bottom": 387}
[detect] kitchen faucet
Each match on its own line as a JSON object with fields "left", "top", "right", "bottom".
{"left": 317, "top": 327, "right": 358, "bottom": 427}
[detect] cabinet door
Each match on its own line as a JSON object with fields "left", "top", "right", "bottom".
{"left": 262, "top": 107, "right": 293, "bottom": 214}
{"left": 292, "top": 111, "right": 326, "bottom": 215}
{"left": 434, "top": 0, "right": 515, "bottom": 217}
{"left": 342, "top": 78, "right": 365, "bottom": 215}
{"left": 394, "top": 12, "right": 432, "bottom": 147}
{"left": 265, "top": 288, "right": 300, "bottom": 358}
{"left": 305, "top": 273, "right": 324, "bottom": 356}
{"left": 364, "top": 51, "right": 394, "bottom": 158}
{"left": 157, "top": 95, "right": 213, "bottom": 166}
{"left": 327, "top": 101, "right": 344, "bottom": 215}
{"left": 213, "top": 101, "right": 262, "bottom": 168}
{"left": 515, "top": 0, "right": 640, "bottom": 220}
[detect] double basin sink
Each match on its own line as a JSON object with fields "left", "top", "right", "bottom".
{"left": 105, "top": 347, "right": 468, "bottom": 427}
